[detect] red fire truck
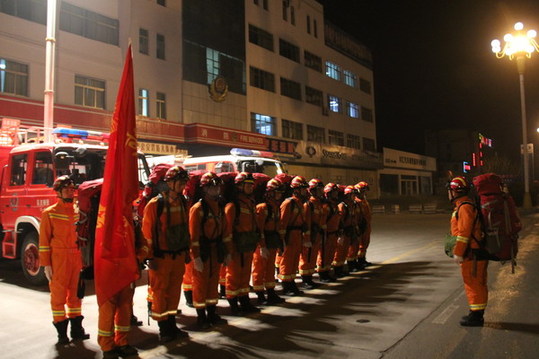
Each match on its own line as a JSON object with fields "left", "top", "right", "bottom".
{"left": 0, "top": 123, "right": 150, "bottom": 285}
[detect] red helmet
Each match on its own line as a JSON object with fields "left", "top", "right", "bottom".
{"left": 344, "top": 185, "right": 356, "bottom": 195}
{"left": 324, "top": 182, "right": 338, "bottom": 194}
{"left": 290, "top": 175, "right": 308, "bottom": 189}
{"left": 200, "top": 172, "right": 222, "bottom": 187}
{"left": 308, "top": 178, "right": 324, "bottom": 189}
{"left": 448, "top": 176, "right": 470, "bottom": 193}
{"left": 235, "top": 171, "right": 255, "bottom": 185}
{"left": 53, "top": 175, "right": 74, "bottom": 192}
{"left": 266, "top": 178, "right": 283, "bottom": 192}
{"left": 355, "top": 181, "right": 370, "bottom": 191}
{"left": 164, "top": 166, "right": 189, "bottom": 182}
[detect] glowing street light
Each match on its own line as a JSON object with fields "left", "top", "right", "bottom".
{"left": 492, "top": 22, "right": 539, "bottom": 208}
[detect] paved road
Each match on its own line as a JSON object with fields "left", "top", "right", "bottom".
{"left": 0, "top": 212, "right": 537, "bottom": 359}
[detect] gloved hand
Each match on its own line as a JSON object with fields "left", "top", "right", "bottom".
{"left": 44, "top": 265, "right": 53, "bottom": 282}
{"left": 260, "top": 247, "right": 270, "bottom": 259}
{"left": 337, "top": 237, "right": 344, "bottom": 245}
{"left": 224, "top": 254, "right": 232, "bottom": 266}
{"left": 303, "top": 241, "right": 312, "bottom": 248}
{"left": 454, "top": 255, "right": 464, "bottom": 265}
{"left": 194, "top": 257, "right": 204, "bottom": 272}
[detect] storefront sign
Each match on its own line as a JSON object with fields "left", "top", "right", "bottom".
{"left": 139, "top": 141, "right": 187, "bottom": 156}
{"left": 185, "top": 123, "right": 267, "bottom": 150}
{"left": 292, "top": 141, "right": 382, "bottom": 169}
{"left": 268, "top": 138, "right": 297, "bottom": 155}
{"left": 383, "top": 147, "right": 436, "bottom": 171}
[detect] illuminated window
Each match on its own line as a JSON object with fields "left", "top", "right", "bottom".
{"left": 347, "top": 102, "right": 359, "bottom": 118}
{"left": 75, "top": 75, "right": 105, "bottom": 109}
{"left": 344, "top": 70, "right": 357, "bottom": 87}
{"left": 250, "top": 67, "right": 275, "bottom": 92}
{"left": 249, "top": 24, "right": 274, "bottom": 51}
{"left": 280, "top": 77, "right": 301, "bottom": 100}
{"left": 0, "top": 58, "right": 28, "bottom": 96}
{"left": 304, "top": 50, "right": 322, "bottom": 72}
{"left": 307, "top": 125, "right": 325, "bottom": 143}
{"left": 361, "top": 107, "right": 373, "bottom": 122}
{"left": 328, "top": 130, "right": 344, "bottom": 146}
{"left": 156, "top": 92, "right": 166, "bottom": 119}
{"left": 251, "top": 113, "right": 275, "bottom": 136}
{"left": 156, "top": 33, "right": 165, "bottom": 60}
{"left": 138, "top": 89, "right": 149, "bottom": 117}
{"left": 282, "top": 119, "right": 303, "bottom": 140}
{"left": 325, "top": 61, "right": 341, "bottom": 80}
{"left": 328, "top": 95, "right": 341, "bottom": 113}
{"left": 347, "top": 134, "right": 361, "bottom": 149}
{"left": 139, "top": 28, "right": 149, "bottom": 55}
{"left": 60, "top": 2, "right": 118, "bottom": 45}
{"left": 305, "top": 86, "right": 323, "bottom": 107}
{"left": 360, "top": 78, "right": 371, "bottom": 94}
{"left": 279, "top": 39, "right": 300, "bottom": 62}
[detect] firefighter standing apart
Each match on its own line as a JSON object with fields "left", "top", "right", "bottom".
{"left": 317, "top": 183, "right": 341, "bottom": 282}
{"left": 355, "top": 181, "right": 373, "bottom": 269}
{"left": 448, "top": 176, "right": 488, "bottom": 327}
{"left": 141, "top": 166, "right": 191, "bottom": 342}
{"left": 39, "top": 176, "right": 90, "bottom": 345}
{"left": 334, "top": 186, "right": 358, "bottom": 277}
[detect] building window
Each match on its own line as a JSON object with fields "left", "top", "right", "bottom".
{"left": 250, "top": 67, "right": 275, "bottom": 92}
{"left": 328, "top": 95, "right": 341, "bottom": 113}
{"left": 305, "top": 86, "right": 323, "bottom": 107}
{"left": 248, "top": 24, "right": 274, "bottom": 51}
{"left": 0, "top": 58, "right": 28, "bottom": 97}
{"left": 328, "top": 130, "right": 344, "bottom": 146}
{"left": 344, "top": 70, "right": 357, "bottom": 87}
{"left": 138, "top": 89, "right": 149, "bottom": 117}
{"left": 263, "top": 0, "right": 268, "bottom": 10}
{"left": 157, "top": 0, "right": 166, "bottom": 6}
{"left": 347, "top": 101, "right": 359, "bottom": 118}
{"left": 279, "top": 39, "right": 300, "bottom": 63}
{"left": 280, "top": 77, "right": 301, "bottom": 100}
{"left": 10, "top": 153, "right": 27, "bottom": 186}
{"left": 0, "top": 0, "right": 46, "bottom": 24}
{"left": 139, "top": 28, "right": 149, "bottom": 55}
{"left": 291, "top": 6, "right": 295, "bottom": 25}
{"left": 282, "top": 119, "right": 303, "bottom": 140}
{"left": 307, "top": 15, "right": 311, "bottom": 34}
{"left": 156, "top": 92, "right": 166, "bottom": 119}
{"left": 361, "top": 107, "right": 373, "bottom": 122}
{"left": 60, "top": 2, "right": 119, "bottom": 45}
{"left": 363, "top": 137, "right": 376, "bottom": 151}
{"left": 251, "top": 113, "right": 276, "bottom": 136}
{"left": 314, "top": 19, "right": 318, "bottom": 38}
{"left": 307, "top": 125, "right": 325, "bottom": 143}
{"left": 282, "top": 1, "right": 288, "bottom": 21}
{"left": 156, "top": 33, "right": 165, "bottom": 60}
{"left": 75, "top": 75, "right": 105, "bottom": 109}
{"left": 325, "top": 61, "right": 341, "bottom": 81}
{"left": 360, "top": 78, "right": 372, "bottom": 94}
{"left": 304, "top": 50, "right": 322, "bottom": 72}
{"left": 347, "top": 134, "right": 361, "bottom": 149}
{"left": 253, "top": 0, "right": 259, "bottom": 5}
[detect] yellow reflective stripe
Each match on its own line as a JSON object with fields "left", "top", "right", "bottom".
{"left": 49, "top": 213, "right": 69, "bottom": 220}
{"left": 278, "top": 230, "right": 286, "bottom": 235}
{"left": 240, "top": 208, "right": 253, "bottom": 215}
{"left": 39, "top": 246, "right": 51, "bottom": 252}
{"left": 226, "top": 289, "right": 240, "bottom": 296}
{"left": 218, "top": 278, "right": 226, "bottom": 284}
{"left": 193, "top": 301, "right": 206, "bottom": 309}
{"left": 183, "top": 284, "right": 193, "bottom": 290}
{"left": 223, "top": 236, "right": 232, "bottom": 243}
{"left": 66, "top": 307, "right": 81, "bottom": 314}
{"left": 52, "top": 310, "right": 65, "bottom": 316}
{"left": 470, "top": 303, "right": 487, "bottom": 310}
{"left": 299, "top": 269, "right": 315, "bottom": 275}
{"left": 239, "top": 287, "right": 250, "bottom": 294}
{"left": 114, "top": 325, "right": 131, "bottom": 332}
{"left": 166, "top": 310, "right": 177, "bottom": 316}
{"left": 278, "top": 274, "right": 295, "bottom": 280}
{"left": 264, "top": 282, "right": 276, "bottom": 289}
{"left": 456, "top": 236, "right": 469, "bottom": 244}
{"left": 98, "top": 329, "right": 114, "bottom": 337}
{"left": 332, "top": 260, "right": 345, "bottom": 266}
{"left": 151, "top": 311, "right": 169, "bottom": 318}
{"left": 304, "top": 231, "right": 311, "bottom": 235}
{"left": 252, "top": 285, "right": 265, "bottom": 291}
{"left": 205, "top": 299, "right": 218, "bottom": 305}
{"left": 191, "top": 241, "right": 200, "bottom": 247}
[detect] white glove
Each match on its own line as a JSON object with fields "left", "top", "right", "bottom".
{"left": 454, "top": 255, "right": 464, "bottom": 265}
{"left": 194, "top": 257, "right": 204, "bottom": 272}
{"left": 44, "top": 265, "right": 53, "bottom": 282}
{"left": 337, "top": 237, "right": 344, "bottom": 245}
{"left": 224, "top": 254, "right": 232, "bottom": 266}
{"left": 260, "top": 247, "right": 270, "bottom": 259}
{"left": 303, "top": 241, "right": 312, "bottom": 248}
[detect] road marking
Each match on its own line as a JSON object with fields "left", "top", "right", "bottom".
{"left": 381, "top": 240, "right": 439, "bottom": 265}
{"left": 431, "top": 292, "right": 464, "bottom": 324}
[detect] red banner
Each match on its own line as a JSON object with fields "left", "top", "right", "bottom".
{"left": 94, "top": 45, "right": 140, "bottom": 305}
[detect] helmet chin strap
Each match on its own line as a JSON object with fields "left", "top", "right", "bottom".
{"left": 58, "top": 195, "right": 73, "bottom": 203}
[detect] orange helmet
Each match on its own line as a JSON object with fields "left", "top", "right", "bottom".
{"left": 308, "top": 178, "right": 324, "bottom": 189}
{"left": 344, "top": 185, "right": 356, "bottom": 195}
{"left": 290, "top": 175, "right": 308, "bottom": 189}
{"left": 266, "top": 178, "right": 283, "bottom": 192}
{"left": 200, "top": 172, "right": 222, "bottom": 187}
{"left": 355, "top": 181, "right": 370, "bottom": 191}
{"left": 324, "top": 182, "right": 338, "bottom": 194}
{"left": 164, "top": 166, "right": 189, "bottom": 182}
{"left": 235, "top": 171, "right": 255, "bottom": 185}
{"left": 53, "top": 175, "right": 74, "bottom": 192}
{"left": 448, "top": 176, "right": 470, "bottom": 193}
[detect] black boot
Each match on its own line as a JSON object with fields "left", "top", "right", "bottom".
{"left": 69, "top": 316, "right": 90, "bottom": 340}
{"left": 219, "top": 284, "right": 226, "bottom": 299}
{"left": 357, "top": 257, "right": 367, "bottom": 269}
{"left": 239, "top": 295, "right": 261, "bottom": 314}
{"left": 207, "top": 305, "right": 227, "bottom": 326}
{"left": 301, "top": 275, "right": 318, "bottom": 289}
{"left": 227, "top": 297, "right": 242, "bottom": 316}
{"left": 255, "top": 291, "right": 267, "bottom": 305}
{"left": 130, "top": 314, "right": 143, "bottom": 326}
{"left": 157, "top": 320, "right": 175, "bottom": 343}
{"left": 266, "top": 288, "right": 285, "bottom": 305}
{"left": 334, "top": 266, "right": 345, "bottom": 278}
{"left": 168, "top": 315, "right": 189, "bottom": 338}
{"left": 348, "top": 260, "right": 359, "bottom": 272}
{"left": 116, "top": 344, "right": 138, "bottom": 357}
{"left": 53, "top": 319, "right": 70, "bottom": 345}
{"left": 319, "top": 271, "right": 336, "bottom": 283}
{"left": 102, "top": 350, "right": 120, "bottom": 359}
{"left": 460, "top": 310, "right": 484, "bottom": 327}
{"left": 184, "top": 290, "right": 194, "bottom": 308}
{"left": 196, "top": 308, "right": 211, "bottom": 330}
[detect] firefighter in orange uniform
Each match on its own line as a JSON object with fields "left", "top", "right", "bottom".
{"left": 318, "top": 183, "right": 341, "bottom": 282}
{"left": 279, "top": 176, "right": 311, "bottom": 295}
{"left": 299, "top": 178, "right": 326, "bottom": 289}
{"left": 141, "top": 166, "right": 190, "bottom": 342}
{"left": 190, "top": 172, "right": 230, "bottom": 329}
{"left": 252, "top": 178, "right": 286, "bottom": 305}
{"left": 224, "top": 172, "right": 262, "bottom": 315}
{"left": 333, "top": 185, "right": 358, "bottom": 277}
{"left": 355, "top": 181, "right": 373, "bottom": 269}
{"left": 39, "top": 176, "right": 90, "bottom": 345}
{"left": 448, "top": 176, "right": 488, "bottom": 327}
{"left": 182, "top": 262, "right": 194, "bottom": 307}
{"left": 346, "top": 186, "right": 365, "bottom": 272}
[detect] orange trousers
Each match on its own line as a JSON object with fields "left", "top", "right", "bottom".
{"left": 461, "top": 259, "right": 488, "bottom": 311}
{"left": 148, "top": 253, "right": 186, "bottom": 321}
{"left": 278, "top": 230, "right": 302, "bottom": 282}
{"left": 193, "top": 244, "right": 220, "bottom": 308}
{"left": 252, "top": 246, "right": 278, "bottom": 291}
{"left": 226, "top": 251, "right": 254, "bottom": 298}
{"left": 346, "top": 237, "right": 360, "bottom": 262}
{"left": 219, "top": 265, "right": 226, "bottom": 287}
{"left": 97, "top": 284, "right": 134, "bottom": 352}
{"left": 317, "top": 233, "right": 337, "bottom": 273}
{"left": 49, "top": 248, "right": 82, "bottom": 322}
{"left": 183, "top": 261, "right": 193, "bottom": 292}
{"left": 333, "top": 235, "right": 351, "bottom": 267}
{"left": 299, "top": 233, "right": 321, "bottom": 276}
{"left": 358, "top": 231, "right": 371, "bottom": 258}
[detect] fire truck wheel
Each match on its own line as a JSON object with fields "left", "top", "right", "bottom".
{"left": 20, "top": 232, "right": 47, "bottom": 286}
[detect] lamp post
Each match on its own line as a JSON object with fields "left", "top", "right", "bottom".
{"left": 492, "top": 22, "right": 539, "bottom": 209}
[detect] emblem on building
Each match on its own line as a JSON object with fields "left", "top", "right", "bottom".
{"left": 208, "top": 76, "right": 228, "bottom": 102}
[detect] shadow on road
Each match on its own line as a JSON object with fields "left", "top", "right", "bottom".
{"left": 485, "top": 321, "right": 539, "bottom": 334}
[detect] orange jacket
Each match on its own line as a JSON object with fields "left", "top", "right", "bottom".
{"left": 324, "top": 199, "right": 342, "bottom": 233}
{"left": 339, "top": 199, "right": 358, "bottom": 229}
{"left": 224, "top": 194, "right": 261, "bottom": 250}
{"left": 189, "top": 197, "right": 230, "bottom": 259}
{"left": 255, "top": 199, "right": 280, "bottom": 247}
{"left": 279, "top": 196, "right": 311, "bottom": 242}
{"left": 39, "top": 200, "right": 80, "bottom": 266}
{"left": 451, "top": 196, "right": 483, "bottom": 257}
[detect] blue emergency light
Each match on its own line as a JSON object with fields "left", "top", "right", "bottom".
{"left": 230, "top": 148, "right": 273, "bottom": 158}
{"left": 52, "top": 128, "right": 109, "bottom": 141}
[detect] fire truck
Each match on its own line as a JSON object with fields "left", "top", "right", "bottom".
{"left": 0, "top": 123, "right": 150, "bottom": 285}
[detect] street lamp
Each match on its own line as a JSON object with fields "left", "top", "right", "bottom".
{"left": 491, "top": 22, "right": 539, "bottom": 209}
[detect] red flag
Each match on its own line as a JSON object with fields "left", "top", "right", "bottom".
{"left": 94, "top": 45, "right": 140, "bottom": 305}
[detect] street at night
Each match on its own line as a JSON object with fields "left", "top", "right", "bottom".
{"left": 2, "top": 212, "right": 538, "bottom": 359}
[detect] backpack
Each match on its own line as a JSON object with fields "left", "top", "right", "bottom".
{"left": 253, "top": 173, "right": 271, "bottom": 204}
{"left": 137, "top": 163, "right": 173, "bottom": 218}
{"left": 472, "top": 173, "right": 522, "bottom": 263}
{"left": 76, "top": 178, "right": 103, "bottom": 277}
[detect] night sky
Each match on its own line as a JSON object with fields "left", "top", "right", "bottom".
{"left": 319, "top": 0, "right": 539, "bottom": 160}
